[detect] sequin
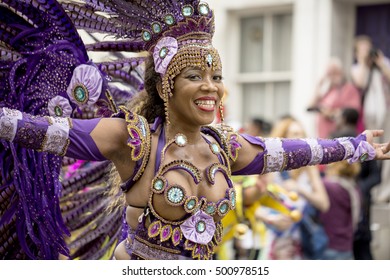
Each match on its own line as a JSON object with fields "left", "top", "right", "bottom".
{"left": 142, "top": 30, "right": 152, "bottom": 41}
{"left": 164, "top": 14, "right": 175, "bottom": 25}
{"left": 152, "top": 22, "right": 162, "bottom": 34}
{"left": 210, "top": 143, "right": 220, "bottom": 154}
{"left": 174, "top": 133, "right": 187, "bottom": 146}
{"left": 196, "top": 221, "right": 206, "bottom": 233}
{"left": 206, "top": 54, "right": 213, "bottom": 67}
{"left": 148, "top": 221, "right": 162, "bottom": 238}
{"left": 198, "top": 3, "right": 210, "bottom": 16}
{"left": 152, "top": 177, "right": 166, "bottom": 193}
{"left": 160, "top": 225, "right": 173, "bottom": 242}
{"left": 159, "top": 47, "right": 169, "bottom": 59}
{"left": 187, "top": 199, "right": 196, "bottom": 210}
{"left": 182, "top": 5, "right": 194, "bottom": 17}
{"left": 166, "top": 185, "right": 185, "bottom": 205}
{"left": 73, "top": 85, "right": 88, "bottom": 103}
{"left": 218, "top": 201, "right": 229, "bottom": 215}
{"left": 171, "top": 227, "right": 182, "bottom": 246}
{"left": 205, "top": 204, "right": 216, "bottom": 215}
{"left": 54, "top": 106, "right": 63, "bottom": 117}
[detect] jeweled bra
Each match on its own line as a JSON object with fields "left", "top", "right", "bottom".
{"left": 120, "top": 107, "right": 240, "bottom": 260}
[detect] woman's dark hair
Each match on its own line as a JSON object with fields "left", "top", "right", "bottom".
{"left": 126, "top": 55, "right": 165, "bottom": 123}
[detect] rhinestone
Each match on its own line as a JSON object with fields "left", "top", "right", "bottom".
{"left": 231, "top": 192, "right": 236, "bottom": 207}
{"left": 182, "top": 5, "right": 194, "bottom": 17}
{"left": 175, "top": 134, "right": 187, "bottom": 146}
{"left": 54, "top": 106, "right": 63, "bottom": 117}
{"left": 186, "top": 199, "right": 196, "bottom": 210}
{"left": 152, "top": 22, "right": 162, "bottom": 34}
{"left": 167, "top": 186, "right": 184, "bottom": 204}
{"left": 211, "top": 143, "right": 220, "bottom": 154}
{"left": 73, "top": 85, "right": 87, "bottom": 103}
{"left": 198, "top": 3, "right": 209, "bottom": 16}
{"left": 159, "top": 47, "right": 169, "bottom": 59}
{"left": 164, "top": 14, "right": 175, "bottom": 25}
{"left": 206, "top": 54, "right": 213, "bottom": 67}
{"left": 196, "top": 221, "right": 206, "bottom": 233}
{"left": 206, "top": 205, "right": 215, "bottom": 214}
{"left": 142, "top": 30, "right": 151, "bottom": 41}
{"left": 219, "top": 203, "right": 228, "bottom": 214}
{"left": 153, "top": 179, "right": 164, "bottom": 191}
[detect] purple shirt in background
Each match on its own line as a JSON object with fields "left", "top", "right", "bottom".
{"left": 319, "top": 178, "right": 354, "bottom": 252}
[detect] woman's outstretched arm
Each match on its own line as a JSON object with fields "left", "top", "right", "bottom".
{"left": 231, "top": 129, "right": 390, "bottom": 175}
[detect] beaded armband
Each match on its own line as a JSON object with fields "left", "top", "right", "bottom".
{"left": 0, "top": 107, "right": 71, "bottom": 156}
{"left": 120, "top": 106, "right": 151, "bottom": 181}
{"left": 235, "top": 133, "right": 373, "bottom": 175}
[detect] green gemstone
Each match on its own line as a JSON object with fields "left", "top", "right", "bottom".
{"left": 54, "top": 106, "right": 63, "bottom": 117}
{"left": 74, "top": 86, "right": 87, "bottom": 103}
{"left": 231, "top": 193, "right": 236, "bottom": 207}
{"left": 153, "top": 179, "right": 164, "bottom": 191}
{"left": 187, "top": 199, "right": 196, "bottom": 210}
{"left": 142, "top": 31, "right": 151, "bottom": 41}
{"left": 182, "top": 5, "right": 193, "bottom": 17}
{"left": 196, "top": 221, "right": 206, "bottom": 233}
{"left": 159, "top": 47, "right": 168, "bottom": 58}
{"left": 164, "top": 14, "right": 175, "bottom": 25}
{"left": 152, "top": 23, "right": 161, "bottom": 34}
{"left": 198, "top": 4, "right": 209, "bottom": 15}
{"left": 220, "top": 203, "right": 228, "bottom": 214}
{"left": 206, "top": 205, "right": 215, "bottom": 214}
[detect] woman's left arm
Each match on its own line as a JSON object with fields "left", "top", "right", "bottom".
{"left": 231, "top": 130, "right": 390, "bottom": 175}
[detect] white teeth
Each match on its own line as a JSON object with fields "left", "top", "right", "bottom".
{"left": 194, "top": 100, "right": 216, "bottom": 105}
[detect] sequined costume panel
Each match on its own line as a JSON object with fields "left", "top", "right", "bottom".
{"left": 125, "top": 125, "right": 237, "bottom": 260}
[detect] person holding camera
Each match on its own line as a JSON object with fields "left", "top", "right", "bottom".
{"left": 351, "top": 35, "right": 390, "bottom": 203}
{"left": 309, "top": 57, "right": 361, "bottom": 138}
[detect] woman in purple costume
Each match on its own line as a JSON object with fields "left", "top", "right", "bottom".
{"left": 0, "top": 0, "right": 390, "bottom": 260}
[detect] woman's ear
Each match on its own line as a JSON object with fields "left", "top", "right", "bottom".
{"left": 156, "top": 82, "right": 164, "bottom": 100}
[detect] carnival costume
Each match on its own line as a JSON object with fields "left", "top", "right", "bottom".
{"left": 0, "top": 0, "right": 377, "bottom": 260}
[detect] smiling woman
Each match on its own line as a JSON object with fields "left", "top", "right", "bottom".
{"left": 1, "top": 0, "right": 390, "bottom": 260}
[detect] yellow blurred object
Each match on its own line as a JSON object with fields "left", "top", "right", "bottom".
{"left": 289, "top": 209, "right": 302, "bottom": 222}
{"left": 233, "top": 223, "right": 249, "bottom": 239}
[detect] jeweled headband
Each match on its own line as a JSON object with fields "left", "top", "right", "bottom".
{"left": 68, "top": 0, "right": 222, "bottom": 95}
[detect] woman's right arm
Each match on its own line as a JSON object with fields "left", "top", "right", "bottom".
{"left": 0, "top": 107, "right": 128, "bottom": 161}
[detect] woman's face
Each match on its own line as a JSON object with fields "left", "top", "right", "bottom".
{"left": 286, "top": 121, "right": 305, "bottom": 138}
{"left": 169, "top": 66, "right": 224, "bottom": 127}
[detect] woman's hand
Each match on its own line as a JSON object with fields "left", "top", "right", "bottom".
{"left": 363, "top": 130, "right": 390, "bottom": 160}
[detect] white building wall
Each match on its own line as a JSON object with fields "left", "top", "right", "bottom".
{"left": 209, "top": 0, "right": 335, "bottom": 136}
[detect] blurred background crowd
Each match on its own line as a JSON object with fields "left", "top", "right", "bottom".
{"left": 206, "top": 0, "right": 390, "bottom": 260}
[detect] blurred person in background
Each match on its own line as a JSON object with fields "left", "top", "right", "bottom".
{"left": 259, "top": 117, "right": 330, "bottom": 259}
{"left": 319, "top": 160, "right": 361, "bottom": 260}
{"left": 217, "top": 117, "right": 272, "bottom": 260}
{"left": 308, "top": 57, "right": 361, "bottom": 138}
{"left": 351, "top": 35, "right": 390, "bottom": 203}
{"left": 333, "top": 108, "right": 381, "bottom": 259}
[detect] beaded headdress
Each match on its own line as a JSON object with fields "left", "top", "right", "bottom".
{"left": 70, "top": 0, "right": 223, "bottom": 98}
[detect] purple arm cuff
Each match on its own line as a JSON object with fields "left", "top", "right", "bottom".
{"left": 66, "top": 118, "right": 106, "bottom": 161}
{"left": 233, "top": 133, "right": 370, "bottom": 175}
{"left": 0, "top": 107, "right": 105, "bottom": 160}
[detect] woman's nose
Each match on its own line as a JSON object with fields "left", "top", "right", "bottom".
{"left": 200, "top": 77, "right": 218, "bottom": 92}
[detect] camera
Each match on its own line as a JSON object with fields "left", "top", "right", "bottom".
{"left": 370, "top": 48, "right": 379, "bottom": 59}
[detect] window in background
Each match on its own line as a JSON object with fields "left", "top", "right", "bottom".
{"left": 239, "top": 12, "right": 292, "bottom": 123}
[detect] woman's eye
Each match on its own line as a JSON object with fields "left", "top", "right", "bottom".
{"left": 213, "top": 75, "right": 223, "bottom": 81}
{"left": 187, "top": 75, "right": 201, "bottom": 80}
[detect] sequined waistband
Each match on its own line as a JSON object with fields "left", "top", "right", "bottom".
{"left": 131, "top": 236, "right": 192, "bottom": 260}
